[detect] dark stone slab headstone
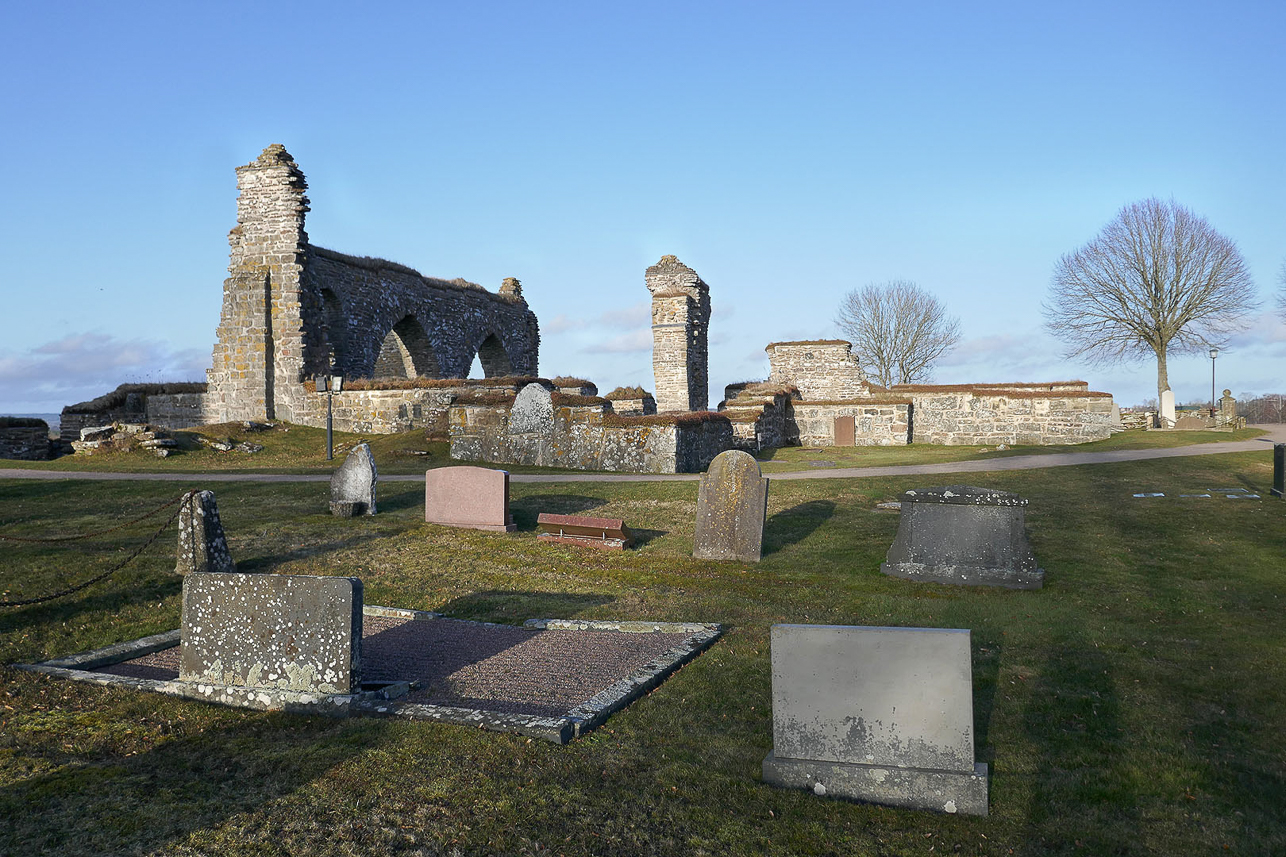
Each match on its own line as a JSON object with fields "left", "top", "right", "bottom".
{"left": 509, "top": 383, "right": 555, "bottom": 435}
{"left": 179, "top": 572, "right": 363, "bottom": 693}
{"left": 762, "top": 624, "right": 988, "bottom": 815}
{"left": 175, "top": 490, "right": 236, "bottom": 575}
{"left": 693, "top": 449, "right": 768, "bottom": 562}
{"left": 880, "top": 485, "right": 1044, "bottom": 589}
{"left": 424, "top": 466, "right": 516, "bottom": 532}
{"left": 330, "top": 442, "right": 377, "bottom": 516}
{"left": 1273, "top": 444, "right": 1284, "bottom": 499}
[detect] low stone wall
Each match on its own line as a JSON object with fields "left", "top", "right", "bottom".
{"left": 146, "top": 393, "right": 214, "bottom": 430}
{"left": 449, "top": 403, "right": 732, "bottom": 474}
{"left": 907, "top": 390, "right": 1115, "bottom": 445}
{"left": 289, "top": 388, "right": 464, "bottom": 436}
{"left": 791, "top": 400, "right": 911, "bottom": 447}
{"left": 0, "top": 421, "right": 52, "bottom": 460}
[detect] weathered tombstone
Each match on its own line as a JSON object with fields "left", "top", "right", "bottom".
{"left": 834, "top": 415, "right": 855, "bottom": 446}
{"left": 1218, "top": 389, "right": 1236, "bottom": 422}
{"left": 330, "top": 442, "right": 377, "bottom": 516}
{"left": 424, "top": 466, "right": 516, "bottom": 532}
{"left": 762, "top": 624, "right": 988, "bottom": 815}
{"left": 175, "top": 490, "right": 236, "bottom": 575}
{"left": 880, "top": 486, "right": 1043, "bottom": 589}
{"left": 1273, "top": 444, "right": 1284, "bottom": 499}
{"left": 1159, "top": 390, "right": 1176, "bottom": 427}
{"left": 693, "top": 449, "right": 768, "bottom": 562}
{"left": 180, "top": 572, "right": 363, "bottom": 693}
{"left": 1174, "top": 415, "right": 1207, "bottom": 430}
{"left": 509, "top": 383, "right": 555, "bottom": 435}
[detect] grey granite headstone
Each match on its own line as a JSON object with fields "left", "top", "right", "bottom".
{"left": 180, "top": 572, "right": 363, "bottom": 693}
{"left": 762, "top": 624, "right": 988, "bottom": 815}
{"left": 693, "top": 449, "right": 768, "bottom": 562}
{"left": 509, "top": 383, "right": 555, "bottom": 435}
{"left": 880, "top": 485, "right": 1044, "bottom": 589}
{"left": 330, "top": 442, "right": 377, "bottom": 516}
{"left": 175, "top": 490, "right": 236, "bottom": 575}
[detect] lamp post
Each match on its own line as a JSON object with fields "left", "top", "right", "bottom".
{"left": 1208, "top": 347, "right": 1219, "bottom": 419}
{"left": 316, "top": 374, "right": 343, "bottom": 460}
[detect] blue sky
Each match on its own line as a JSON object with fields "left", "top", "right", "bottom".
{"left": 2, "top": 1, "right": 1282, "bottom": 414}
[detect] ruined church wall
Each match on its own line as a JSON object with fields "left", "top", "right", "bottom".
{"left": 766, "top": 341, "right": 869, "bottom": 400}
{"left": 791, "top": 400, "right": 911, "bottom": 447}
{"left": 906, "top": 390, "right": 1116, "bottom": 445}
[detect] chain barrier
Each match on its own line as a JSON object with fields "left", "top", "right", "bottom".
{"left": 0, "top": 491, "right": 193, "bottom": 543}
{"left": 0, "top": 490, "right": 198, "bottom": 608}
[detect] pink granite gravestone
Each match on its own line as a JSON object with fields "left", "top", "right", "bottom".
{"left": 424, "top": 466, "right": 516, "bottom": 532}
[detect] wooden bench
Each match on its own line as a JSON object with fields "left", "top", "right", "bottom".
{"left": 536, "top": 513, "right": 633, "bottom": 550}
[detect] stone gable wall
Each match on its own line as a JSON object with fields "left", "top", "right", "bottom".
{"left": 767, "top": 341, "right": 870, "bottom": 401}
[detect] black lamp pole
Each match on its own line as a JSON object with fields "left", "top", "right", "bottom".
{"left": 326, "top": 385, "right": 335, "bottom": 461}
{"left": 1209, "top": 347, "right": 1218, "bottom": 418}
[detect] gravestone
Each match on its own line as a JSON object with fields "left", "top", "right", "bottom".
{"left": 1273, "top": 444, "right": 1284, "bottom": 499}
{"left": 509, "top": 383, "right": 555, "bottom": 435}
{"left": 1159, "top": 390, "right": 1176, "bottom": 427}
{"left": 330, "top": 442, "right": 377, "bottom": 516}
{"left": 180, "top": 572, "right": 363, "bottom": 693}
{"left": 693, "top": 449, "right": 768, "bottom": 562}
{"left": 762, "top": 624, "right": 988, "bottom": 815}
{"left": 1174, "top": 415, "right": 1207, "bottom": 430}
{"left": 880, "top": 486, "right": 1044, "bottom": 589}
{"left": 175, "top": 490, "right": 236, "bottom": 575}
{"left": 424, "top": 466, "right": 516, "bottom": 532}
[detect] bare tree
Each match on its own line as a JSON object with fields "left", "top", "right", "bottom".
{"left": 835, "top": 280, "right": 961, "bottom": 387}
{"left": 1043, "top": 198, "right": 1259, "bottom": 402}
{"left": 1277, "top": 260, "right": 1286, "bottom": 322}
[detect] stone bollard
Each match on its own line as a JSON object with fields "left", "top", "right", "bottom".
{"left": 175, "top": 490, "right": 236, "bottom": 575}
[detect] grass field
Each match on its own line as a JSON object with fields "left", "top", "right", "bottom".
{"left": 1, "top": 449, "right": 1283, "bottom": 855}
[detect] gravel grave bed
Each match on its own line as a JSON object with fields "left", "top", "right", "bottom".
{"left": 96, "top": 617, "right": 693, "bottom": 717}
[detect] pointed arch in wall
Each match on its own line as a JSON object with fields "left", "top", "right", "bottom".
{"left": 372, "top": 316, "right": 442, "bottom": 379}
{"left": 475, "top": 333, "right": 514, "bottom": 378}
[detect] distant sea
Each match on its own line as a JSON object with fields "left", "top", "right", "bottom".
{"left": 3, "top": 413, "right": 60, "bottom": 435}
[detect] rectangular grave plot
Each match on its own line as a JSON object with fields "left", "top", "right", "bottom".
{"left": 180, "top": 573, "right": 363, "bottom": 693}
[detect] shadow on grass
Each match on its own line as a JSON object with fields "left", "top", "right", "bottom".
{"left": 762, "top": 500, "right": 835, "bottom": 556}
{"left": 0, "top": 574, "right": 181, "bottom": 645}
{"left": 375, "top": 485, "right": 428, "bottom": 514}
{"left": 433, "top": 590, "right": 615, "bottom": 623}
{"left": 0, "top": 712, "right": 386, "bottom": 856}
{"left": 235, "top": 534, "right": 390, "bottom": 573}
{"left": 510, "top": 494, "right": 609, "bottom": 532}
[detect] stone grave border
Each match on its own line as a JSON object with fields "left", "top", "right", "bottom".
{"left": 14, "top": 608, "right": 721, "bottom": 745}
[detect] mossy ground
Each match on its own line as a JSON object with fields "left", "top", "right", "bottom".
{"left": 1, "top": 451, "right": 1283, "bottom": 854}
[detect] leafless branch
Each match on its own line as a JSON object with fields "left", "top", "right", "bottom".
{"left": 835, "top": 280, "right": 961, "bottom": 387}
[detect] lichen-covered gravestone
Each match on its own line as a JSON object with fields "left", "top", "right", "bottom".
{"left": 180, "top": 572, "right": 363, "bottom": 694}
{"left": 880, "top": 485, "right": 1044, "bottom": 589}
{"left": 424, "top": 466, "right": 516, "bottom": 532}
{"left": 330, "top": 442, "right": 377, "bottom": 516}
{"left": 175, "top": 490, "right": 236, "bottom": 575}
{"left": 693, "top": 449, "right": 768, "bottom": 562}
{"left": 509, "top": 383, "right": 555, "bottom": 435}
{"left": 762, "top": 624, "right": 989, "bottom": 815}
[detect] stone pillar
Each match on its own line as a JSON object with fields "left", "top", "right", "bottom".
{"left": 206, "top": 145, "right": 311, "bottom": 423}
{"left": 175, "top": 490, "right": 236, "bottom": 575}
{"left": 1158, "top": 390, "right": 1176, "bottom": 428}
{"left": 1218, "top": 389, "right": 1236, "bottom": 422}
{"left": 647, "top": 255, "right": 711, "bottom": 413}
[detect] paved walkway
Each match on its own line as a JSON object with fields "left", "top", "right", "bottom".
{"left": 1, "top": 426, "right": 1281, "bottom": 484}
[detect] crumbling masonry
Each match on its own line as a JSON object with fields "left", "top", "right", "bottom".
{"left": 648, "top": 255, "right": 711, "bottom": 412}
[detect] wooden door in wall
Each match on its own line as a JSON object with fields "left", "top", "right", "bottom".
{"left": 834, "top": 416, "right": 855, "bottom": 446}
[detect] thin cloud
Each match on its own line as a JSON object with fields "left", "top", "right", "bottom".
{"left": 543, "top": 314, "right": 580, "bottom": 335}
{"left": 584, "top": 329, "right": 652, "bottom": 354}
{"left": 0, "top": 333, "right": 208, "bottom": 412}
{"left": 596, "top": 303, "right": 649, "bottom": 329}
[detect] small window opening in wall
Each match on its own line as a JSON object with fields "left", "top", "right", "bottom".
{"left": 468, "top": 354, "right": 484, "bottom": 379}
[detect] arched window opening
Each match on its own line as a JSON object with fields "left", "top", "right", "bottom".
{"left": 476, "top": 333, "right": 513, "bottom": 378}
{"left": 372, "top": 316, "right": 441, "bottom": 379}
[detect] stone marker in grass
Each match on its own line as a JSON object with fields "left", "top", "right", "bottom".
{"left": 175, "top": 490, "right": 236, "bottom": 575}
{"left": 180, "top": 572, "right": 363, "bottom": 693}
{"left": 693, "top": 449, "right": 768, "bottom": 562}
{"left": 1272, "top": 444, "right": 1284, "bottom": 499}
{"left": 880, "top": 485, "right": 1044, "bottom": 589}
{"left": 762, "top": 624, "right": 988, "bottom": 816}
{"left": 425, "top": 465, "right": 516, "bottom": 532}
{"left": 330, "top": 442, "right": 377, "bottom": 517}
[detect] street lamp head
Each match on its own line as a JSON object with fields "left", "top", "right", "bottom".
{"left": 1209, "top": 347, "right": 1219, "bottom": 360}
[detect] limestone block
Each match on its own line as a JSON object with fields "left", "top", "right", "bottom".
{"left": 762, "top": 624, "right": 988, "bottom": 815}
{"left": 175, "top": 490, "right": 236, "bottom": 575}
{"left": 693, "top": 450, "right": 768, "bottom": 562}
{"left": 330, "top": 442, "right": 377, "bottom": 516}
{"left": 180, "top": 572, "right": 363, "bottom": 693}
{"left": 880, "top": 486, "right": 1043, "bottom": 589}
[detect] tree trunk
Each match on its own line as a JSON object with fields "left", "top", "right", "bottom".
{"left": 1156, "top": 343, "right": 1170, "bottom": 403}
